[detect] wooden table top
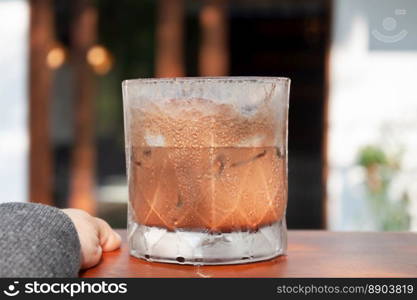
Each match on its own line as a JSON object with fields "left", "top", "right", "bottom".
{"left": 80, "top": 230, "right": 417, "bottom": 278}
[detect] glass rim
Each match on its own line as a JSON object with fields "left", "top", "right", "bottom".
{"left": 122, "top": 76, "right": 290, "bottom": 86}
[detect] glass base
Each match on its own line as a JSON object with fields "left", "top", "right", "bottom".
{"left": 128, "top": 218, "right": 287, "bottom": 265}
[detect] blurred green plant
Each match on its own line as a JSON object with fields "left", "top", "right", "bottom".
{"left": 357, "top": 145, "right": 410, "bottom": 231}
{"left": 358, "top": 145, "right": 387, "bottom": 168}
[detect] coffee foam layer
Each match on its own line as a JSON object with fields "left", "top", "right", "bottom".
{"left": 129, "top": 98, "right": 278, "bottom": 148}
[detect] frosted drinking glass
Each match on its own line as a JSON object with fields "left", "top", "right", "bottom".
{"left": 122, "top": 77, "right": 290, "bottom": 265}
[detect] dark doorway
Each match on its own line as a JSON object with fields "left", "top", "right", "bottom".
{"left": 229, "top": 0, "right": 331, "bottom": 229}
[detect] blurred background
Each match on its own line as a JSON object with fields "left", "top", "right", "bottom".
{"left": 1, "top": 0, "right": 416, "bottom": 230}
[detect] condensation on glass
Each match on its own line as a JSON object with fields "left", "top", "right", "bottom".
{"left": 122, "top": 77, "right": 290, "bottom": 265}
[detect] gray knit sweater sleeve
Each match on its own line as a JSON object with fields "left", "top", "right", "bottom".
{"left": 0, "top": 202, "right": 81, "bottom": 277}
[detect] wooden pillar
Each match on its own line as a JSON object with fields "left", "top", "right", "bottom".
{"left": 68, "top": 0, "right": 97, "bottom": 214}
{"left": 322, "top": 0, "right": 333, "bottom": 229}
{"left": 199, "top": 0, "right": 229, "bottom": 76}
{"left": 29, "top": 0, "right": 54, "bottom": 205}
{"left": 155, "top": 0, "right": 185, "bottom": 77}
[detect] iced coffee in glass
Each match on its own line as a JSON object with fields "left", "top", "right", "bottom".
{"left": 123, "top": 77, "right": 290, "bottom": 265}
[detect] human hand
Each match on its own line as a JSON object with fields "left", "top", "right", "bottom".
{"left": 62, "top": 209, "right": 121, "bottom": 269}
